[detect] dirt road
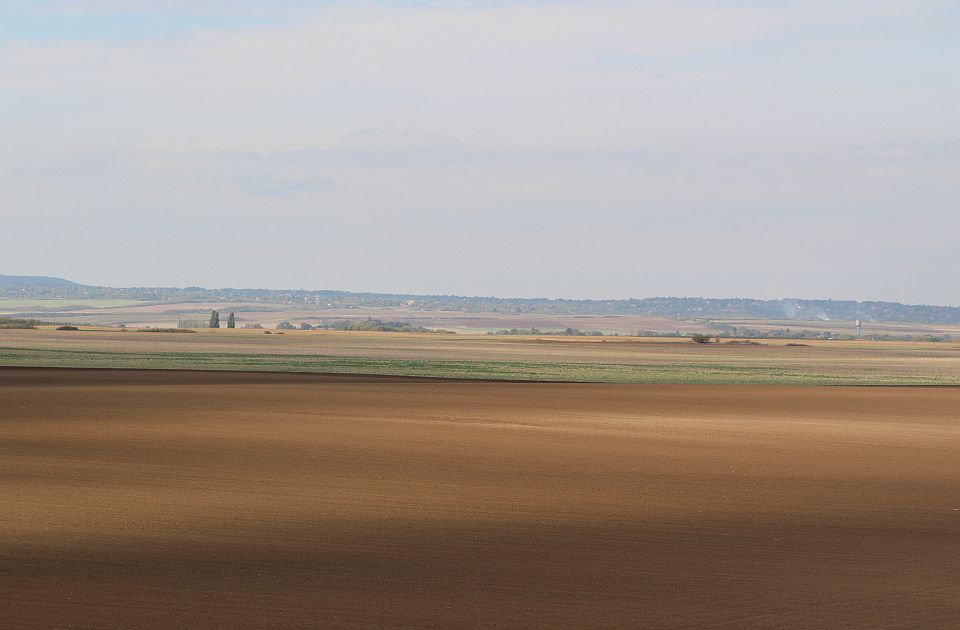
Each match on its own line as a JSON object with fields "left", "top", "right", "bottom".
{"left": 1, "top": 368, "right": 957, "bottom": 628}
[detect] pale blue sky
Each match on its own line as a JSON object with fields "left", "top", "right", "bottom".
{"left": 1, "top": 1, "right": 957, "bottom": 303}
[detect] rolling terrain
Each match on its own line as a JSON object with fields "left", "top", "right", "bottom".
{"left": 4, "top": 275, "right": 960, "bottom": 337}
{"left": 4, "top": 298, "right": 959, "bottom": 338}
{"left": 1, "top": 327, "right": 958, "bottom": 385}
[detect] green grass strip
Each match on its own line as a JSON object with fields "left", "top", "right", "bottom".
{"left": 1, "top": 346, "right": 957, "bottom": 385}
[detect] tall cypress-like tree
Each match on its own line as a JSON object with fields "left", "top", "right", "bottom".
{"left": 209, "top": 310, "right": 220, "bottom": 328}
{"left": 227, "top": 312, "right": 236, "bottom": 329}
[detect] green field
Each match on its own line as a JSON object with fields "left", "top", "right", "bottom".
{"left": 0, "top": 298, "right": 150, "bottom": 311}
{"left": 2, "top": 330, "right": 958, "bottom": 385}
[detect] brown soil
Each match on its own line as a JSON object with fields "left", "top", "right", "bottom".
{"left": 2, "top": 369, "right": 958, "bottom": 628}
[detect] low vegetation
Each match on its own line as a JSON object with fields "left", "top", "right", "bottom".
{"left": 1, "top": 326, "right": 957, "bottom": 385}
{"left": 490, "top": 327, "right": 605, "bottom": 336}
{"left": 712, "top": 325, "right": 952, "bottom": 342}
{"left": 1, "top": 345, "right": 957, "bottom": 385}
{"left": 0, "top": 318, "right": 45, "bottom": 329}
{"left": 313, "top": 318, "right": 448, "bottom": 333}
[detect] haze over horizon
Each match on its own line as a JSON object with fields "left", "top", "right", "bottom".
{"left": 5, "top": 272, "right": 960, "bottom": 311}
{"left": 2, "top": 1, "right": 957, "bottom": 305}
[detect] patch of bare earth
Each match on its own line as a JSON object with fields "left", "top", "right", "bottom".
{"left": 1, "top": 369, "right": 958, "bottom": 628}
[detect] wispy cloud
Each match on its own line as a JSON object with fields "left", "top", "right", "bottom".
{"left": 242, "top": 174, "right": 331, "bottom": 198}
{"left": 0, "top": 1, "right": 957, "bottom": 302}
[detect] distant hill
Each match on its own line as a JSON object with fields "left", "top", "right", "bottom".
{"left": 0, "top": 274, "right": 80, "bottom": 287}
{"left": 1, "top": 276, "right": 958, "bottom": 325}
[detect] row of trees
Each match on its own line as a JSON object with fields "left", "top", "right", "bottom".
{"left": 208, "top": 310, "right": 236, "bottom": 329}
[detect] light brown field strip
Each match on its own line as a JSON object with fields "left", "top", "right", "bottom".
{"left": 2, "top": 328, "right": 959, "bottom": 384}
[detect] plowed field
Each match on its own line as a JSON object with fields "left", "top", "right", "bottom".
{"left": 2, "top": 368, "right": 958, "bottom": 628}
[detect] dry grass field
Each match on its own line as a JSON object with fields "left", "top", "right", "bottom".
{"left": 0, "top": 298, "right": 149, "bottom": 313}
{"left": 27, "top": 301, "right": 717, "bottom": 334}
{"left": 1, "top": 327, "right": 959, "bottom": 384}
{"left": 1, "top": 368, "right": 958, "bottom": 628}
{"left": 18, "top": 300, "right": 960, "bottom": 337}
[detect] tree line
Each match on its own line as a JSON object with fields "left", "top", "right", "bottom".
{"left": 206, "top": 311, "right": 235, "bottom": 329}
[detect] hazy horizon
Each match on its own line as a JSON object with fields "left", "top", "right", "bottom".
{"left": 6, "top": 272, "right": 960, "bottom": 309}
{"left": 2, "top": 1, "right": 957, "bottom": 305}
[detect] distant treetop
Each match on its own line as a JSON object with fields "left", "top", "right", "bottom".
{"left": 3, "top": 278, "right": 959, "bottom": 325}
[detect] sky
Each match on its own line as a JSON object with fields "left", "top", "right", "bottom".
{"left": 1, "top": 1, "right": 958, "bottom": 304}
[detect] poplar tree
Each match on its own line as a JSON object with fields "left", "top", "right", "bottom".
{"left": 227, "top": 313, "right": 236, "bottom": 329}
{"left": 209, "top": 310, "right": 220, "bottom": 328}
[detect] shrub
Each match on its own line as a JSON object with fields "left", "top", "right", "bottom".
{"left": 56, "top": 325, "right": 79, "bottom": 331}
{"left": 691, "top": 333, "right": 711, "bottom": 344}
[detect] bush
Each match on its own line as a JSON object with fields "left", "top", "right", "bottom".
{"left": 276, "top": 321, "right": 296, "bottom": 330}
{"left": 56, "top": 325, "right": 79, "bottom": 331}
{"left": 691, "top": 333, "right": 711, "bottom": 344}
